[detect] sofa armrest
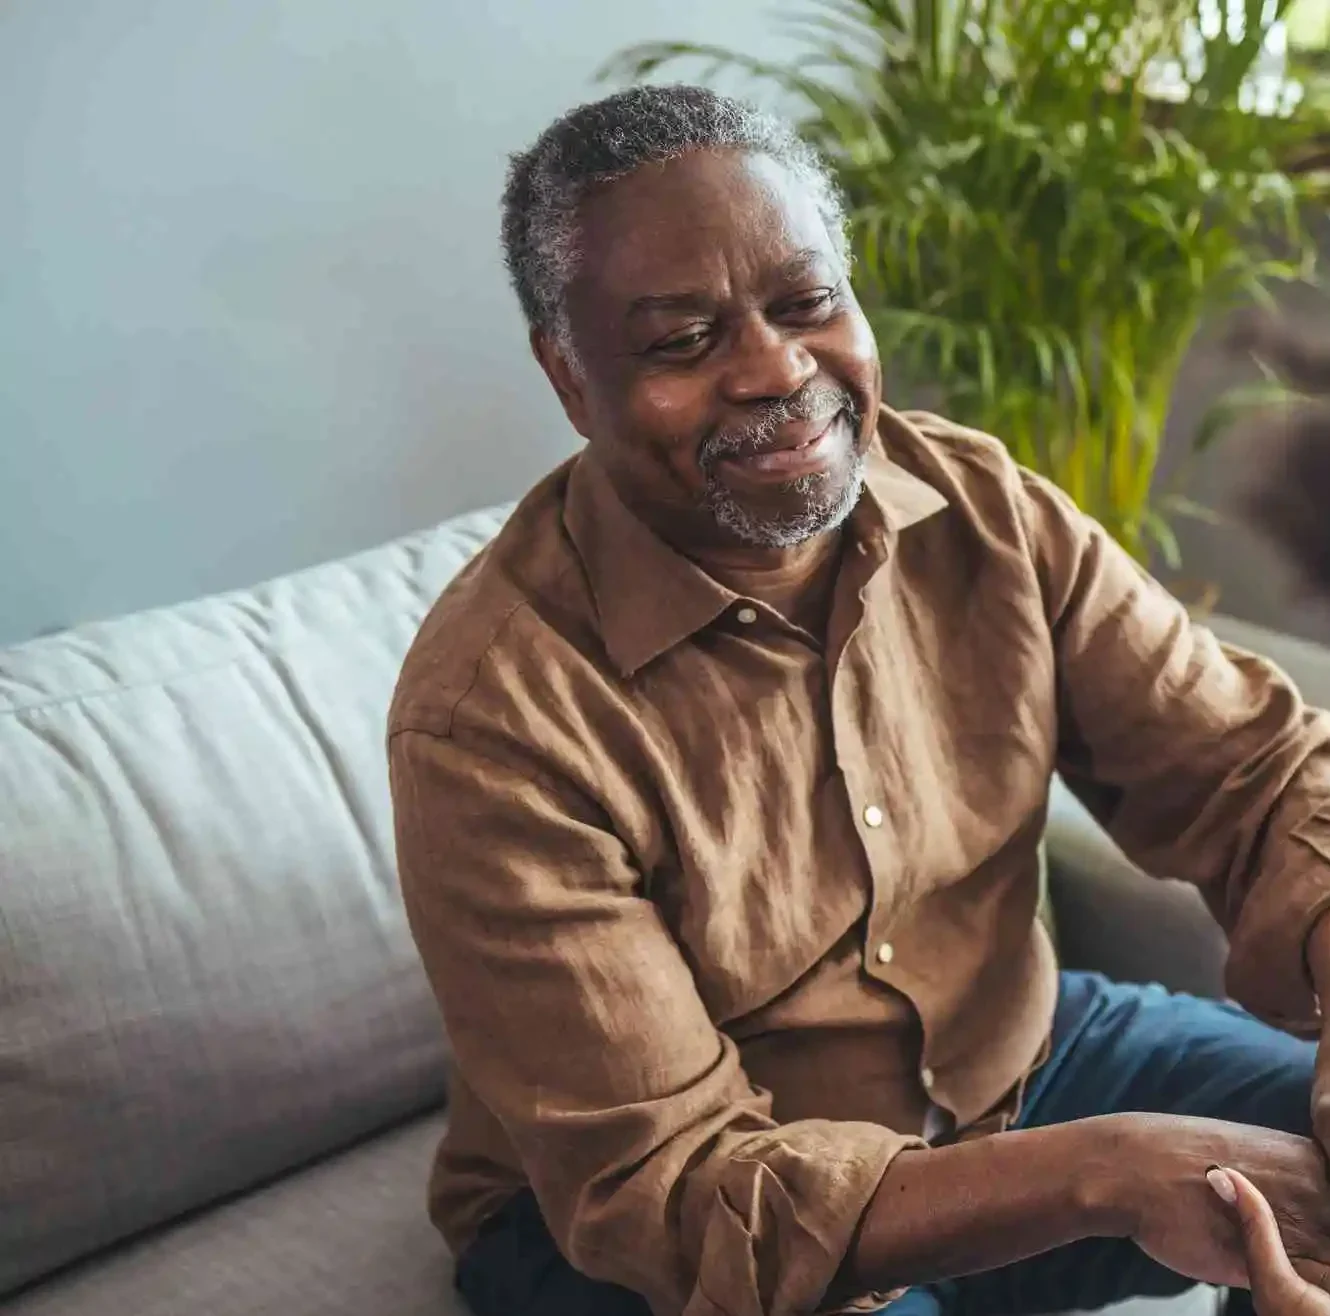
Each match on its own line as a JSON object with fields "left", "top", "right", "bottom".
{"left": 1045, "top": 779, "right": 1228, "bottom": 1000}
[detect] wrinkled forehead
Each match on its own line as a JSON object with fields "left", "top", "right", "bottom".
{"left": 572, "top": 149, "right": 840, "bottom": 308}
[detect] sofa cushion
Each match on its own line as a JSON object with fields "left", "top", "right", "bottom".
{"left": 1045, "top": 779, "right": 1228, "bottom": 999}
{"left": 0, "top": 506, "right": 510, "bottom": 1296}
{"left": 0, "top": 1111, "right": 458, "bottom": 1316}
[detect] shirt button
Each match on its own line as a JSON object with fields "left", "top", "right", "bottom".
{"left": 921, "top": 1067, "right": 936, "bottom": 1091}
{"left": 736, "top": 606, "right": 758, "bottom": 625}
{"left": 863, "top": 804, "right": 884, "bottom": 828}
{"left": 875, "top": 942, "right": 894, "bottom": 965}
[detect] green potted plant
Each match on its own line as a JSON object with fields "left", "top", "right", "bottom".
{"left": 604, "top": 0, "right": 1328, "bottom": 567}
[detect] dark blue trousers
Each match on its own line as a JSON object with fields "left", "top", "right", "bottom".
{"left": 454, "top": 972, "right": 1315, "bottom": 1316}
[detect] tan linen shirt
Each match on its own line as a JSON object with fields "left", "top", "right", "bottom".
{"left": 389, "top": 408, "right": 1330, "bottom": 1316}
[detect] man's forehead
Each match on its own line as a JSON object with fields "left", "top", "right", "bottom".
{"left": 577, "top": 150, "right": 838, "bottom": 303}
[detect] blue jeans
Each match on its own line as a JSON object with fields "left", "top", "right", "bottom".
{"left": 454, "top": 972, "right": 1314, "bottom": 1316}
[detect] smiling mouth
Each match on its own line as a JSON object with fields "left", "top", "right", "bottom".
{"left": 721, "top": 413, "right": 846, "bottom": 480}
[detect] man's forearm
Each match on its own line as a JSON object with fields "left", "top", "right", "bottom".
{"left": 842, "top": 1116, "right": 1134, "bottom": 1294}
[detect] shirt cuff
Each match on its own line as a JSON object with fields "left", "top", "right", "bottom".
{"left": 688, "top": 1124, "right": 924, "bottom": 1316}
{"left": 1227, "top": 812, "right": 1330, "bottom": 1033}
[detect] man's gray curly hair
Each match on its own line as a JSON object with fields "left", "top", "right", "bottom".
{"left": 500, "top": 84, "right": 849, "bottom": 364}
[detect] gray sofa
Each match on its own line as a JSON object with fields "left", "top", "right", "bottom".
{"left": 3, "top": 500, "right": 1328, "bottom": 1316}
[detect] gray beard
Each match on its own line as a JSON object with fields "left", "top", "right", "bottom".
{"left": 697, "top": 384, "right": 865, "bottom": 548}
{"left": 702, "top": 455, "right": 867, "bottom": 548}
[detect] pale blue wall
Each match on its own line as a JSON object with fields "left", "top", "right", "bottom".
{"left": 0, "top": 0, "right": 799, "bottom": 643}
{"left": 4, "top": 1, "right": 1328, "bottom": 648}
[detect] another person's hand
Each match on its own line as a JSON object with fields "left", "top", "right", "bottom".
{"left": 1208, "top": 1165, "right": 1330, "bottom": 1316}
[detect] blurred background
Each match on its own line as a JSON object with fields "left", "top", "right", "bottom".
{"left": 4, "top": 0, "right": 1330, "bottom": 648}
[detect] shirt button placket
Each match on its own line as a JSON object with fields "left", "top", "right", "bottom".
{"left": 858, "top": 800, "right": 891, "bottom": 976}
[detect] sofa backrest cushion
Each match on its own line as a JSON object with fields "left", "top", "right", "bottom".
{"left": 0, "top": 505, "right": 510, "bottom": 1296}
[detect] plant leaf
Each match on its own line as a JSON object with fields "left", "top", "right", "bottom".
{"left": 1191, "top": 380, "right": 1301, "bottom": 456}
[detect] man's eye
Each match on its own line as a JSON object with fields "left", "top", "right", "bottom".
{"left": 651, "top": 327, "right": 712, "bottom": 356}
{"left": 781, "top": 288, "right": 839, "bottom": 317}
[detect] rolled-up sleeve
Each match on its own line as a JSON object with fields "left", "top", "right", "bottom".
{"left": 389, "top": 721, "right": 912, "bottom": 1316}
{"left": 1019, "top": 467, "right": 1330, "bottom": 1030}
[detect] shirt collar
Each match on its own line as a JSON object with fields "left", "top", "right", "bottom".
{"left": 564, "top": 406, "right": 949, "bottom": 678}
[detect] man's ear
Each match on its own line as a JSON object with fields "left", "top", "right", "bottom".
{"left": 531, "top": 329, "right": 592, "bottom": 439}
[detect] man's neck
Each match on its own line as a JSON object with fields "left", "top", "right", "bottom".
{"left": 699, "top": 529, "right": 847, "bottom": 638}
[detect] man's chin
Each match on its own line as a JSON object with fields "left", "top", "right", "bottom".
{"left": 705, "top": 462, "right": 866, "bottom": 549}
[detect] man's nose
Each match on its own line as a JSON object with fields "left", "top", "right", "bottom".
{"left": 721, "top": 315, "right": 818, "bottom": 404}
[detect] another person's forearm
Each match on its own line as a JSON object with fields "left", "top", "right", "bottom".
{"left": 842, "top": 1115, "right": 1133, "bottom": 1294}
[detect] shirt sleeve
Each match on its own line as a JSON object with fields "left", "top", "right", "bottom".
{"left": 1019, "top": 466, "right": 1330, "bottom": 1030}
{"left": 389, "top": 720, "right": 915, "bottom": 1316}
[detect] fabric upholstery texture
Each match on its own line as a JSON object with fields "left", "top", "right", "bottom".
{"left": 0, "top": 507, "right": 510, "bottom": 1296}
{"left": 0, "top": 1112, "right": 459, "bottom": 1316}
{"left": 1045, "top": 781, "right": 1228, "bottom": 1000}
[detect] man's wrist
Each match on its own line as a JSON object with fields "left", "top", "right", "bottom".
{"left": 1071, "top": 1113, "right": 1144, "bottom": 1240}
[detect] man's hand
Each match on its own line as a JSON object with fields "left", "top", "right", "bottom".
{"left": 1208, "top": 1166, "right": 1330, "bottom": 1316}
{"left": 1112, "top": 1114, "right": 1330, "bottom": 1290}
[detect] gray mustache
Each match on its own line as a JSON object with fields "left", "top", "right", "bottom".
{"left": 701, "top": 388, "right": 857, "bottom": 464}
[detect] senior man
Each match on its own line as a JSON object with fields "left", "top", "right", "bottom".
{"left": 389, "top": 85, "right": 1330, "bottom": 1316}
